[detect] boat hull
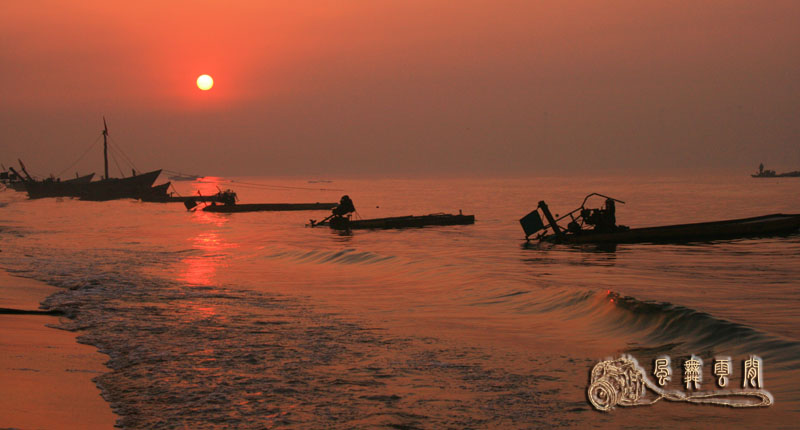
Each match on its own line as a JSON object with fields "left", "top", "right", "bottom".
{"left": 78, "top": 170, "right": 162, "bottom": 201}
{"left": 142, "top": 194, "right": 226, "bottom": 204}
{"left": 329, "top": 213, "right": 475, "bottom": 230}
{"left": 23, "top": 173, "right": 96, "bottom": 198}
{"left": 138, "top": 182, "right": 172, "bottom": 202}
{"left": 3, "top": 181, "right": 27, "bottom": 192}
{"left": 541, "top": 214, "right": 800, "bottom": 244}
{"left": 203, "top": 202, "right": 338, "bottom": 213}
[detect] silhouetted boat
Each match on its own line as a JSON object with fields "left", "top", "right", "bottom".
{"left": 78, "top": 170, "right": 163, "bottom": 201}
{"left": 22, "top": 173, "right": 96, "bottom": 198}
{"left": 751, "top": 163, "right": 800, "bottom": 178}
{"left": 138, "top": 182, "right": 173, "bottom": 202}
{"left": 77, "top": 119, "right": 163, "bottom": 201}
{"left": 1, "top": 167, "right": 26, "bottom": 191}
{"left": 203, "top": 202, "right": 338, "bottom": 213}
{"left": 314, "top": 213, "right": 475, "bottom": 230}
{"left": 521, "top": 193, "right": 800, "bottom": 244}
{"left": 141, "top": 187, "right": 227, "bottom": 204}
{"left": 8, "top": 121, "right": 163, "bottom": 201}
{"left": 183, "top": 189, "right": 337, "bottom": 212}
{"left": 168, "top": 173, "right": 202, "bottom": 181}
{"left": 151, "top": 195, "right": 226, "bottom": 204}
{"left": 6, "top": 160, "right": 94, "bottom": 198}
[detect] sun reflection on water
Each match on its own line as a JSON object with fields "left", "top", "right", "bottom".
{"left": 179, "top": 187, "right": 239, "bottom": 286}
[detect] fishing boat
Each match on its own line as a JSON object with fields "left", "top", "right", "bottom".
{"left": 309, "top": 195, "right": 475, "bottom": 230}
{"left": 203, "top": 202, "right": 338, "bottom": 213}
{"left": 167, "top": 172, "right": 202, "bottom": 181}
{"left": 79, "top": 170, "right": 162, "bottom": 201}
{"left": 150, "top": 195, "right": 226, "bottom": 204}
{"left": 520, "top": 193, "right": 800, "bottom": 244}
{"left": 141, "top": 187, "right": 227, "bottom": 204}
{"left": 9, "top": 120, "right": 163, "bottom": 201}
{"left": 315, "top": 213, "right": 475, "bottom": 230}
{"left": 1, "top": 166, "right": 27, "bottom": 191}
{"left": 751, "top": 163, "right": 800, "bottom": 178}
{"left": 77, "top": 119, "right": 164, "bottom": 201}
{"left": 23, "top": 173, "right": 96, "bottom": 198}
{"left": 138, "top": 182, "right": 173, "bottom": 202}
{"left": 184, "top": 189, "right": 337, "bottom": 212}
{"left": 7, "top": 160, "right": 95, "bottom": 198}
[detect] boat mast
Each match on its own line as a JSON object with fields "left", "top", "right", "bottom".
{"left": 17, "top": 159, "right": 34, "bottom": 182}
{"left": 102, "top": 117, "right": 109, "bottom": 180}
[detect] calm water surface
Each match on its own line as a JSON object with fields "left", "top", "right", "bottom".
{"left": 1, "top": 173, "right": 798, "bottom": 428}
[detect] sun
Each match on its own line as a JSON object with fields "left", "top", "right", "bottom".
{"left": 196, "top": 74, "right": 214, "bottom": 91}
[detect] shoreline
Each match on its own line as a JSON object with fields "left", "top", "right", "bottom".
{"left": 0, "top": 269, "right": 117, "bottom": 429}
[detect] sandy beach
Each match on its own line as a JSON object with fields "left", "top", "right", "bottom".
{"left": 0, "top": 269, "right": 116, "bottom": 429}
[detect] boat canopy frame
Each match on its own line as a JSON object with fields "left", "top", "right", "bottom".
{"left": 520, "top": 193, "right": 625, "bottom": 240}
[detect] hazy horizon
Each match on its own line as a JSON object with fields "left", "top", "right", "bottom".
{"left": 2, "top": 1, "right": 799, "bottom": 178}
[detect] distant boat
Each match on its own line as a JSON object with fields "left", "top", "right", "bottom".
{"left": 520, "top": 193, "right": 800, "bottom": 243}
{"left": 752, "top": 163, "right": 800, "bottom": 178}
{"left": 168, "top": 173, "right": 202, "bottom": 181}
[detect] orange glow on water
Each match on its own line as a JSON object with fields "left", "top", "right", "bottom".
{"left": 179, "top": 195, "right": 238, "bottom": 286}
{"left": 179, "top": 232, "right": 233, "bottom": 286}
{"left": 180, "top": 255, "right": 221, "bottom": 286}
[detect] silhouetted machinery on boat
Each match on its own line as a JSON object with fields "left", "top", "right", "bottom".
{"left": 520, "top": 193, "right": 800, "bottom": 244}
{"left": 183, "top": 189, "right": 238, "bottom": 210}
{"left": 520, "top": 193, "right": 628, "bottom": 241}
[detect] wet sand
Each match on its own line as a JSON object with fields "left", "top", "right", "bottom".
{"left": 0, "top": 269, "right": 116, "bottom": 429}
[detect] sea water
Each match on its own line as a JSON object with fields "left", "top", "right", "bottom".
{"left": 1, "top": 173, "right": 798, "bottom": 428}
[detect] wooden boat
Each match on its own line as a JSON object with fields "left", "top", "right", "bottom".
{"left": 521, "top": 193, "right": 800, "bottom": 244}
{"left": 1, "top": 168, "right": 27, "bottom": 191}
{"left": 9, "top": 120, "right": 164, "bottom": 201}
{"left": 3, "top": 181, "right": 26, "bottom": 192}
{"left": 142, "top": 192, "right": 226, "bottom": 204}
{"left": 22, "top": 173, "right": 96, "bottom": 198}
{"left": 138, "top": 182, "right": 172, "bottom": 202}
{"left": 203, "top": 202, "right": 337, "bottom": 213}
{"left": 77, "top": 119, "right": 165, "bottom": 201}
{"left": 542, "top": 214, "right": 800, "bottom": 244}
{"left": 752, "top": 163, "right": 800, "bottom": 178}
{"left": 168, "top": 173, "right": 201, "bottom": 181}
{"left": 78, "top": 169, "right": 162, "bottom": 201}
{"left": 7, "top": 161, "right": 95, "bottom": 198}
{"left": 182, "top": 189, "right": 336, "bottom": 212}
{"left": 314, "top": 213, "right": 475, "bottom": 230}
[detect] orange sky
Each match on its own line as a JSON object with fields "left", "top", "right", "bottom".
{"left": 1, "top": 1, "right": 799, "bottom": 177}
